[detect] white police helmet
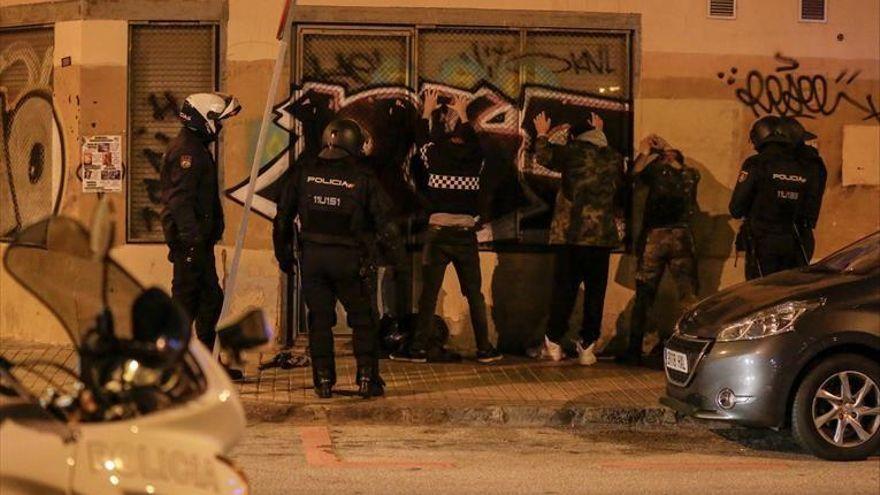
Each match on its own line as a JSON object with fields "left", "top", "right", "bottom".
{"left": 178, "top": 92, "right": 241, "bottom": 139}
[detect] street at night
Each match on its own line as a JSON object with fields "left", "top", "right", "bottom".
{"left": 2, "top": 0, "right": 879, "bottom": 493}
{"left": 233, "top": 422, "right": 880, "bottom": 494}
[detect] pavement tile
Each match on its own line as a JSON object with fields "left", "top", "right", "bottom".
{"left": 0, "top": 339, "right": 668, "bottom": 417}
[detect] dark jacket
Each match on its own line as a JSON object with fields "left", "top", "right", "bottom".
{"left": 160, "top": 127, "right": 224, "bottom": 247}
{"left": 415, "top": 119, "right": 485, "bottom": 218}
{"left": 637, "top": 158, "right": 701, "bottom": 230}
{"left": 272, "top": 155, "right": 400, "bottom": 264}
{"left": 729, "top": 143, "right": 818, "bottom": 237}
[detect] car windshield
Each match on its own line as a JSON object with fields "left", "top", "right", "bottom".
{"left": 810, "top": 232, "right": 880, "bottom": 275}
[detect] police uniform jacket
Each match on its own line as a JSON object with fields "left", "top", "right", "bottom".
{"left": 160, "top": 127, "right": 224, "bottom": 248}
{"left": 272, "top": 155, "right": 398, "bottom": 264}
{"left": 729, "top": 143, "right": 818, "bottom": 237}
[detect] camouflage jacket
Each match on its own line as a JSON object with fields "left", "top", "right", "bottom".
{"left": 535, "top": 130, "right": 625, "bottom": 247}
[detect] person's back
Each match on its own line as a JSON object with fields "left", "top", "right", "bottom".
{"left": 542, "top": 132, "right": 624, "bottom": 247}
{"left": 733, "top": 143, "right": 809, "bottom": 238}
{"left": 273, "top": 118, "right": 398, "bottom": 399}
{"left": 531, "top": 111, "right": 623, "bottom": 366}
{"left": 640, "top": 159, "right": 699, "bottom": 232}
{"left": 730, "top": 120, "right": 814, "bottom": 278}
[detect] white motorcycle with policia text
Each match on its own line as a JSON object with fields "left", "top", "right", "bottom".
{"left": 0, "top": 200, "right": 267, "bottom": 494}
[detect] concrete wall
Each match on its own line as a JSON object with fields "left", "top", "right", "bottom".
{"left": 1, "top": 0, "right": 878, "bottom": 350}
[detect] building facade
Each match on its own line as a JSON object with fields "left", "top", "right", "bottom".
{"left": 1, "top": 0, "right": 878, "bottom": 351}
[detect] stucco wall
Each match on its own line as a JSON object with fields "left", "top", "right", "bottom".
{"left": 1, "top": 0, "right": 878, "bottom": 349}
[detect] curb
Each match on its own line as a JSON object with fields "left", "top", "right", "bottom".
{"left": 243, "top": 400, "right": 688, "bottom": 428}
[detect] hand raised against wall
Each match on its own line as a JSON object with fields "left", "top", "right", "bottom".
{"left": 422, "top": 89, "right": 439, "bottom": 118}
{"left": 533, "top": 111, "right": 551, "bottom": 137}
{"left": 450, "top": 94, "right": 469, "bottom": 122}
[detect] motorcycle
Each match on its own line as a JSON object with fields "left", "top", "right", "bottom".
{"left": 0, "top": 202, "right": 267, "bottom": 494}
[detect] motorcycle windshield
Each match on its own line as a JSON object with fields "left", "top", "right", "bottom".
{"left": 2, "top": 217, "right": 143, "bottom": 348}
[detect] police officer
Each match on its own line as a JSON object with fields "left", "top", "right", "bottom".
{"left": 730, "top": 116, "right": 818, "bottom": 279}
{"left": 779, "top": 117, "right": 826, "bottom": 261}
{"left": 160, "top": 93, "right": 241, "bottom": 355}
{"left": 273, "top": 118, "right": 401, "bottom": 399}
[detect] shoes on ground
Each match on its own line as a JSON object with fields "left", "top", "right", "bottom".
{"left": 389, "top": 347, "right": 428, "bottom": 363}
{"left": 476, "top": 347, "right": 503, "bottom": 364}
{"left": 540, "top": 336, "right": 564, "bottom": 362}
{"left": 575, "top": 340, "right": 598, "bottom": 366}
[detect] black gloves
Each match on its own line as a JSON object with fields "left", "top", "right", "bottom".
{"left": 276, "top": 249, "right": 297, "bottom": 275}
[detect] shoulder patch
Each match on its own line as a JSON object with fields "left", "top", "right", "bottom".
{"left": 180, "top": 155, "right": 192, "bottom": 169}
{"left": 738, "top": 170, "right": 749, "bottom": 183}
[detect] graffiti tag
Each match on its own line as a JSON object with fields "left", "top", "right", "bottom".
{"left": 720, "top": 53, "right": 880, "bottom": 122}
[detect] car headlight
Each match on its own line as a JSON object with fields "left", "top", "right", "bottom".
{"left": 716, "top": 299, "right": 825, "bottom": 342}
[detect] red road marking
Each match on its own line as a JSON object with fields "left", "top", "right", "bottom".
{"left": 298, "top": 426, "right": 455, "bottom": 470}
{"left": 598, "top": 459, "right": 792, "bottom": 471}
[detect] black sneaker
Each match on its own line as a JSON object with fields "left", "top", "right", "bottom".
{"left": 426, "top": 347, "right": 462, "bottom": 363}
{"left": 389, "top": 348, "right": 428, "bottom": 363}
{"left": 476, "top": 347, "right": 503, "bottom": 364}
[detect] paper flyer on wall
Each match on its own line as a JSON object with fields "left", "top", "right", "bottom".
{"left": 82, "top": 135, "right": 123, "bottom": 193}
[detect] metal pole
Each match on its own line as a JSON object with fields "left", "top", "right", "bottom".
{"left": 214, "top": 0, "right": 296, "bottom": 357}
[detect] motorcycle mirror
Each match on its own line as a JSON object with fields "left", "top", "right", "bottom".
{"left": 217, "top": 309, "right": 272, "bottom": 352}
{"left": 89, "top": 197, "right": 116, "bottom": 262}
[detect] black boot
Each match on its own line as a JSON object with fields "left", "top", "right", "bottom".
{"left": 356, "top": 366, "right": 385, "bottom": 399}
{"left": 314, "top": 368, "right": 334, "bottom": 399}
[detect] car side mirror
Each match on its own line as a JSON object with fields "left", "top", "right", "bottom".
{"left": 217, "top": 309, "right": 272, "bottom": 353}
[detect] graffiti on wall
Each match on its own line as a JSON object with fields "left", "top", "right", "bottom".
{"left": 0, "top": 39, "right": 65, "bottom": 239}
{"left": 225, "top": 29, "right": 632, "bottom": 243}
{"left": 719, "top": 52, "right": 880, "bottom": 123}
{"left": 226, "top": 80, "right": 630, "bottom": 242}
{"left": 133, "top": 91, "right": 179, "bottom": 233}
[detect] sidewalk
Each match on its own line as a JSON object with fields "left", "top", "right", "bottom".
{"left": 240, "top": 339, "right": 672, "bottom": 427}
{"left": 0, "top": 339, "right": 674, "bottom": 427}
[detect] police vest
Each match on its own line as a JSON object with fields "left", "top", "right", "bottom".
{"left": 751, "top": 152, "right": 810, "bottom": 231}
{"left": 298, "top": 164, "right": 365, "bottom": 246}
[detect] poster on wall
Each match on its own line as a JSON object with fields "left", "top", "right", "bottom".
{"left": 82, "top": 135, "right": 123, "bottom": 193}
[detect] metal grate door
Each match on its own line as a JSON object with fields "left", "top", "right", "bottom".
{"left": 127, "top": 24, "right": 217, "bottom": 242}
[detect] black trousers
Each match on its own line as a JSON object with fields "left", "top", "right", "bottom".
{"left": 745, "top": 233, "right": 807, "bottom": 280}
{"left": 547, "top": 245, "right": 611, "bottom": 347}
{"left": 301, "top": 242, "right": 378, "bottom": 385}
{"left": 171, "top": 244, "right": 223, "bottom": 348}
{"left": 411, "top": 226, "right": 491, "bottom": 352}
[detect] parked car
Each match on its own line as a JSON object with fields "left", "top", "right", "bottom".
{"left": 661, "top": 231, "right": 880, "bottom": 461}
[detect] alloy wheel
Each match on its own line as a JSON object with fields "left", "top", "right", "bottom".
{"left": 812, "top": 371, "right": 880, "bottom": 448}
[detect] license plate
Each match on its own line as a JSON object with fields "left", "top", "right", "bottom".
{"left": 665, "top": 349, "right": 689, "bottom": 374}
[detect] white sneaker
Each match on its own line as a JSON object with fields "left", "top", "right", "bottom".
{"left": 541, "top": 336, "right": 564, "bottom": 362}
{"left": 575, "top": 340, "right": 598, "bottom": 366}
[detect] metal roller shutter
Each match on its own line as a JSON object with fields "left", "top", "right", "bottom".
{"left": 127, "top": 24, "right": 217, "bottom": 242}
{"left": 0, "top": 26, "right": 58, "bottom": 239}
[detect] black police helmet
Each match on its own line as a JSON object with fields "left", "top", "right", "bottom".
{"left": 319, "top": 118, "right": 365, "bottom": 160}
{"left": 749, "top": 115, "right": 789, "bottom": 149}
{"left": 778, "top": 116, "right": 817, "bottom": 145}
